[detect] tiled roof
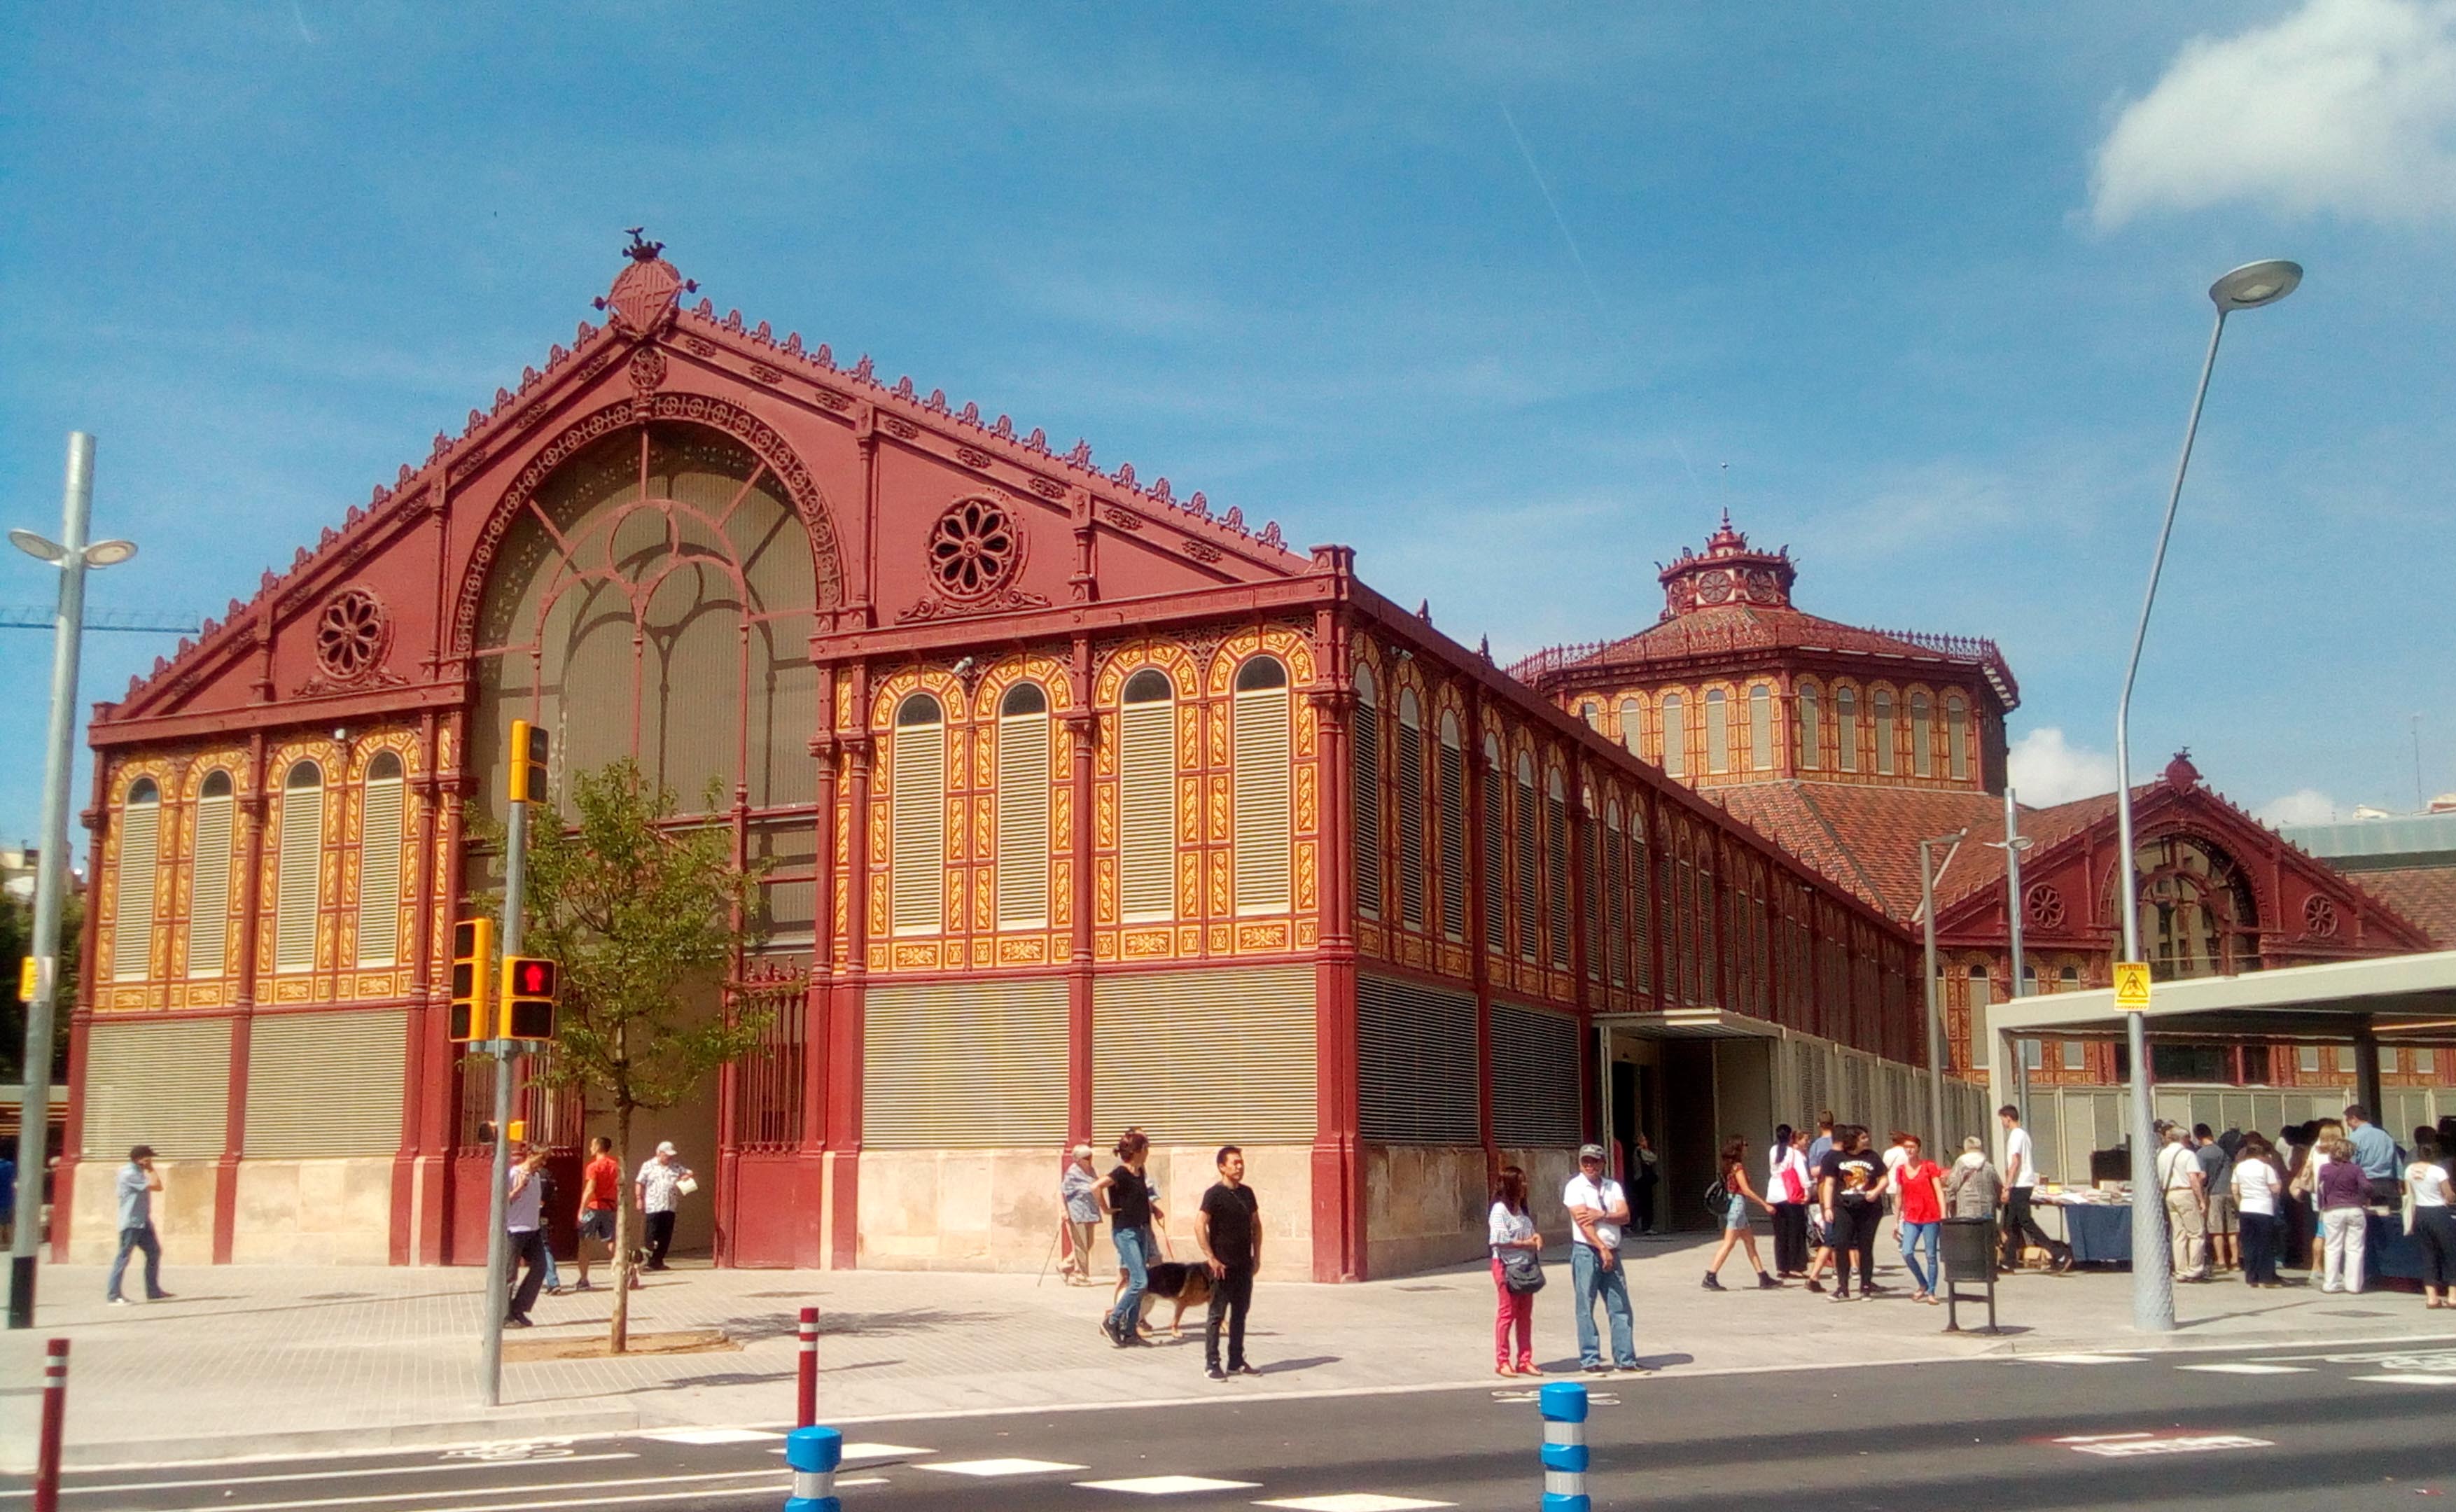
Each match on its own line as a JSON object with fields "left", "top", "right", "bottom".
{"left": 1510, "top": 606, "right": 2020, "bottom": 709}
{"left": 2354, "top": 866, "right": 2456, "bottom": 948}
{"left": 1713, "top": 781, "right": 2037, "bottom": 919}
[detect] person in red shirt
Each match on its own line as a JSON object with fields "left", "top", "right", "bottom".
{"left": 575, "top": 1135, "right": 621, "bottom": 1292}
{"left": 1892, "top": 1135, "right": 1948, "bottom": 1304}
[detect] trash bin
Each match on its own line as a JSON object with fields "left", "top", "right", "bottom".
{"left": 1940, "top": 1218, "right": 1995, "bottom": 1281}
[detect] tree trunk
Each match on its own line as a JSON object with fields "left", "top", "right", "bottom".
{"left": 608, "top": 1100, "right": 634, "bottom": 1354}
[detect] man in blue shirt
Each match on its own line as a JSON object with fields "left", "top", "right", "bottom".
{"left": 0, "top": 1145, "right": 16, "bottom": 1248}
{"left": 106, "top": 1144, "right": 172, "bottom": 1305}
{"left": 2345, "top": 1104, "right": 2401, "bottom": 1201}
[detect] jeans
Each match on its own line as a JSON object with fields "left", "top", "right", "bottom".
{"left": 1491, "top": 1257, "right": 1535, "bottom": 1369}
{"left": 1204, "top": 1266, "right": 1254, "bottom": 1371}
{"left": 106, "top": 1223, "right": 163, "bottom": 1301}
{"left": 2238, "top": 1210, "right": 2282, "bottom": 1285}
{"left": 1570, "top": 1245, "right": 1635, "bottom": 1368}
{"left": 1898, "top": 1220, "right": 1939, "bottom": 1293}
{"left": 2319, "top": 1206, "right": 2368, "bottom": 1292}
{"left": 1106, "top": 1225, "right": 1150, "bottom": 1334}
{"left": 508, "top": 1227, "right": 548, "bottom": 1320}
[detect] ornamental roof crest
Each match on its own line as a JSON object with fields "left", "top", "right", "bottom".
{"left": 594, "top": 228, "right": 697, "bottom": 339}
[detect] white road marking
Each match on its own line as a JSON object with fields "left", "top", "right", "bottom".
{"left": 639, "top": 1427, "right": 780, "bottom": 1446}
{"left": 2057, "top": 1432, "right": 2273, "bottom": 1458}
{"left": 918, "top": 1457, "right": 1091, "bottom": 1477}
{"left": 2352, "top": 1373, "right": 2456, "bottom": 1385}
{"left": 1253, "top": 1497, "right": 1458, "bottom": 1512}
{"left": 1079, "top": 1475, "right": 1267, "bottom": 1494}
{"left": 2175, "top": 1363, "right": 2313, "bottom": 1376}
{"left": 0, "top": 1455, "right": 640, "bottom": 1499}
{"left": 375, "top": 1486, "right": 788, "bottom": 1512}
{"left": 134, "top": 1467, "right": 783, "bottom": 1512}
{"left": 2022, "top": 1353, "right": 2146, "bottom": 1365}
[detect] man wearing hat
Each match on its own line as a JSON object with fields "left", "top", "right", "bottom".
{"left": 634, "top": 1141, "right": 695, "bottom": 1272}
{"left": 1060, "top": 1142, "right": 1101, "bottom": 1284}
{"left": 1564, "top": 1142, "right": 1639, "bottom": 1374}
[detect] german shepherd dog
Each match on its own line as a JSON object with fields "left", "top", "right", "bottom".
{"left": 1105, "top": 1260, "right": 1215, "bottom": 1340}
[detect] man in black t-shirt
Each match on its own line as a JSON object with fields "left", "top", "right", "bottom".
{"left": 1195, "top": 1144, "right": 1262, "bottom": 1380}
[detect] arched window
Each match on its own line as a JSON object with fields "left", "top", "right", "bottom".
{"left": 1967, "top": 964, "right": 1993, "bottom": 1069}
{"left": 1437, "top": 713, "right": 1467, "bottom": 941}
{"left": 1910, "top": 692, "right": 1932, "bottom": 777}
{"left": 1546, "top": 769, "right": 1571, "bottom": 969}
{"left": 1946, "top": 694, "right": 1969, "bottom": 782}
{"left": 1748, "top": 685, "right": 1773, "bottom": 772}
{"left": 1119, "top": 669, "right": 1176, "bottom": 923}
{"left": 1705, "top": 689, "right": 1729, "bottom": 774}
{"left": 1617, "top": 696, "right": 1641, "bottom": 757}
{"left": 1603, "top": 801, "right": 1626, "bottom": 987}
{"left": 1627, "top": 797, "right": 1654, "bottom": 994}
{"left": 2130, "top": 834, "right": 2261, "bottom": 979}
{"left": 1514, "top": 752, "right": 1539, "bottom": 962}
{"left": 1232, "top": 657, "right": 1292, "bottom": 914}
{"left": 1352, "top": 664, "right": 1381, "bottom": 920}
{"left": 1660, "top": 693, "right": 1685, "bottom": 777}
{"left": 274, "top": 761, "right": 324, "bottom": 973}
{"left": 111, "top": 778, "right": 161, "bottom": 981}
{"left": 187, "top": 771, "right": 235, "bottom": 979}
{"left": 1834, "top": 686, "right": 1858, "bottom": 773}
{"left": 1796, "top": 681, "right": 1822, "bottom": 770}
{"left": 356, "top": 752, "right": 405, "bottom": 968}
{"left": 1396, "top": 690, "right": 1426, "bottom": 928}
{"left": 1580, "top": 785, "right": 1601, "bottom": 981}
{"left": 889, "top": 692, "right": 946, "bottom": 936}
{"left": 1873, "top": 690, "right": 1896, "bottom": 776}
{"left": 1482, "top": 734, "right": 1505, "bottom": 953}
{"left": 996, "top": 682, "right": 1052, "bottom": 929}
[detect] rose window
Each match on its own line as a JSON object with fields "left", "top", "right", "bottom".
{"left": 2024, "top": 883, "right": 2065, "bottom": 931}
{"left": 313, "top": 587, "right": 390, "bottom": 683}
{"left": 2303, "top": 895, "right": 2339, "bottom": 938}
{"left": 926, "top": 497, "right": 1021, "bottom": 600}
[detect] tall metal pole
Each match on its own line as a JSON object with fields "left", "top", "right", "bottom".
{"left": 2001, "top": 788, "right": 2031, "bottom": 1119}
{"left": 1917, "top": 831, "right": 1963, "bottom": 1148}
{"left": 478, "top": 796, "right": 526, "bottom": 1405}
{"left": 10, "top": 435, "right": 95, "bottom": 1331}
{"left": 2114, "top": 307, "right": 2227, "bottom": 1335}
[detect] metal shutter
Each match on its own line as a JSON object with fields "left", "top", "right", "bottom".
{"left": 1357, "top": 974, "right": 1478, "bottom": 1144}
{"left": 1581, "top": 813, "right": 1600, "bottom": 981}
{"left": 1353, "top": 704, "right": 1381, "bottom": 918}
{"left": 1482, "top": 757, "right": 1504, "bottom": 953}
{"left": 1395, "top": 710, "right": 1425, "bottom": 927}
{"left": 1437, "top": 739, "right": 1466, "bottom": 941}
{"left": 245, "top": 1009, "right": 407, "bottom": 1157}
{"left": 1094, "top": 965, "right": 1315, "bottom": 1144}
{"left": 1233, "top": 688, "right": 1291, "bottom": 913}
{"left": 890, "top": 720, "right": 945, "bottom": 935}
{"left": 1603, "top": 818, "right": 1625, "bottom": 987}
{"left": 188, "top": 792, "right": 234, "bottom": 978}
{"left": 1119, "top": 700, "right": 1175, "bottom": 921}
{"left": 111, "top": 797, "right": 160, "bottom": 981}
{"left": 1545, "top": 792, "right": 1570, "bottom": 969}
{"left": 996, "top": 713, "right": 1051, "bottom": 928}
{"left": 1490, "top": 1000, "right": 1581, "bottom": 1147}
{"left": 356, "top": 778, "right": 405, "bottom": 967}
{"left": 862, "top": 978, "right": 1069, "bottom": 1148}
{"left": 1514, "top": 776, "right": 1537, "bottom": 962}
{"left": 81, "top": 1017, "right": 231, "bottom": 1159}
{"left": 274, "top": 782, "right": 323, "bottom": 972}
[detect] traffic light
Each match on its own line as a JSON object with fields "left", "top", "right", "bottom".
{"left": 500, "top": 955, "right": 559, "bottom": 1041}
{"left": 508, "top": 718, "right": 550, "bottom": 804}
{"left": 449, "top": 917, "right": 494, "bottom": 1042}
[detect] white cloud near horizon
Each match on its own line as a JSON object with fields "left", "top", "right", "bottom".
{"left": 2009, "top": 727, "right": 2118, "bottom": 805}
{"left": 2255, "top": 786, "right": 2342, "bottom": 825}
{"left": 2093, "top": 0, "right": 2456, "bottom": 227}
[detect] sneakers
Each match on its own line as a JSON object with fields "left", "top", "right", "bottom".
{"left": 2053, "top": 1252, "right": 2076, "bottom": 1275}
{"left": 505, "top": 1314, "right": 532, "bottom": 1329}
{"left": 107, "top": 1296, "right": 129, "bottom": 1306}
{"left": 1805, "top": 1278, "right": 1825, "bottom": 1294}
{"left": 1829, "top": 1290, "right": 1852, "bottom": 1303}
{"left": 1233, "top": 1364, "right": 1261, "bottom": 1377}
{"left": 1206, "top": 1365, "right": 1227, "bottom": 1380}
{"left": 1701, "top": 1271, "right": 1726, "bottom": 1292}
{"left": 1583, "top": 1362, "right": 1610, "bottom": 1375}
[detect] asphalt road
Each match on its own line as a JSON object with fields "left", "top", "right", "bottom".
{"left": 12, "top": 1338, "right": 2456, "bottom": 1511}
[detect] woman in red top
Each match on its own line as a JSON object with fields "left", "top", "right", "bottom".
{"left": 1891, "top": 1135, "right": 1948, "bottom": 1304}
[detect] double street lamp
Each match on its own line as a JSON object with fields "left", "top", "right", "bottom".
{"left": 2114, "top": 260, "right": 2301, "bottom": 1334}
{"left": 8, "top": 433, "right": 135, "bottom": 1329}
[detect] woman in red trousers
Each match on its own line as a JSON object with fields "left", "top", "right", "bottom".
{"left": 1488, "top": 1165, "right": 1544, "bottom": 1377}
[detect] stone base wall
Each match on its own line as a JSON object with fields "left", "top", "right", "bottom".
{"left": 855, "top": 1142, "right": 1315, "bottom": 1281}
{"left": 65, "top": 1157, "right": 218, "bottom": 1268}
{"left": 230, "top": 1158, "right": 397, "bottom": 1264}
{"left": 1364, "top": 1144, "right": 1579, "bottom": 1278}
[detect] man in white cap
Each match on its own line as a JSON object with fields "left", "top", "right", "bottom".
{"left": 634, "top": 1141, "right": 694, "bottom": 1272}
{"left": 1564, "top": 1142, "right": 1639, "bottom": 1373}
{"left": 1060, "top": 1142, "right": 1101, "bottom": 1284}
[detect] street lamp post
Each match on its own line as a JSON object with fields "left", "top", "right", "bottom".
{"left": 2114, "top": 260, "right": 2301, "bottom": 1334}
{"left": 1990, "top": 789, "right": 2036, "bottom": 1116}
{"left": 1917, "top": 830, "right": 1968, "bottom": 1147}
{"left": 8, "top": 434, "right": 138, "bottom": 1329}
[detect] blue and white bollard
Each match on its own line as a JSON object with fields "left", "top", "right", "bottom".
{"left": 785, "top": 1424, "right": 842, "bottom": 1512}
{"left": 1539, "top": 1380, "right": 1589, "bottom": 1512}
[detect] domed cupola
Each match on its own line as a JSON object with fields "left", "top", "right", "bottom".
{"left": 1658, "top": 511, "right": 1797, "bottom": 620}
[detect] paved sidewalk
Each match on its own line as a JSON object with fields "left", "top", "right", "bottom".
{"left": 4, "top": 1234, "right": 2445, "bottom": 1469}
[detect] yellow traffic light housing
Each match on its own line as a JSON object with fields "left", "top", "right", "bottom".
{"left": 508, "top": 719, "right": 550, "bottom": 804}
{"left": 449, "top": 917, "right": 494, "bottom": 1042}
{"left": 500, "top": 955, "right": 559, "bottom": 1041}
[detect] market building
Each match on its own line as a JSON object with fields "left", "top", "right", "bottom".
{"left": 57, "top": 241, "right": 1947, "bottom": 1278}
{"left": 1517, "top": 522, "right": 2448, "bottom": 1186}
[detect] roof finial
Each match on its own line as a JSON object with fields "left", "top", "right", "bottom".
{"left": 624, "top": 227, "right": 664, "bottom": 262}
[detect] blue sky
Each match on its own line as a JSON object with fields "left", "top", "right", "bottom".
{"left": 5, "top": 1, "right": 2452, "bottom": 860}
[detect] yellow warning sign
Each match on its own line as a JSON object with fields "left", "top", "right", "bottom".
{"left": 2113, "top": 960, "right": 2152, "bottom": 1011}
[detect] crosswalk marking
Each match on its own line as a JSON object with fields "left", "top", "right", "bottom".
{"left": 2056, "top": 1432, "right": 2273, "bottom": 1458}
{"left": 2175, "top": 1363, "right": 2312, "bottom": 1376}
{"left": 1077, "top": 1476, "right": 1267, "bottom": 1494}
{"left": 2021, "top": 1353, "right": 2145, "bottom": 1365}
{"left": 844, "top": 1441, "right": 935, "bottom": 1460}
{"left": 1253, "top": 1497, "right": 1458, "bottom": 1512}
{"left": 639, "top": 1427, "right": 780, "bottom": 1445}
{"left": 2351, "top": 1373, "right": 2456, "bottom": 1385}
{"left": 919, "top": 1457, "right": 1090, "bottom": 1477}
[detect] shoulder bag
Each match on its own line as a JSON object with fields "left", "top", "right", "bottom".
{"left": 1499, "top": 1245, "right": 1547, "bottom": 1294}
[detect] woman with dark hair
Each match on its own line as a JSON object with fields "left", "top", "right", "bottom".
{"left": 2231, "top": 1134, "right": 2286, "bottom": 1289}
{"left": 1703, "top": 1138, "right": 1780, "bottom": 1292}
{"left": 1768, "top": 1124, "right": 1813, "bottom": 1278}
{"left": 1820, "top": 1126, "right": 1885, "bottom": 1301}
{"left": 1095, "top": 1130, "right": 1157, "bottom": 1347}
{"left": 1488, "top": 1165, "right": 1544, "bottom": 1376}
{"left": 2407, "top": 1139, "right": 2455, "bottom": 1310}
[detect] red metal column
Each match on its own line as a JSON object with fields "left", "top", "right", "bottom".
{"left": 391, "top": 711, "right": 443, "bottom": 1265}
{"left": 1064, "top": 633, "right": 1096, "bottom": 1145}
{"left": 823, "top": 662, "right": 873, "bottom": 1269}
{"left": 216, "top": 731, "right": 270, "bottom": 1266}
{"left": 1306, "top": 590, "right": 1363, "bottom": 1281}
{"left": 1463, "top": 680, "right": 1495, "bottom": 1182}
{"left": 798, "top": 662, "right": 839, "bottom": 1270}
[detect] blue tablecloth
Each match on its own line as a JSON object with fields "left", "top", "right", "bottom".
{"left": 2044, "top": 1202, "right": 2422, "bottom": 1279}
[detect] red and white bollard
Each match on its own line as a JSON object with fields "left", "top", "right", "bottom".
{"left": 36, "top": 1338, "right": 68, "bottom": 1512}
{"left": 795, "top": 1306, "right": 819, "bottom": 1429}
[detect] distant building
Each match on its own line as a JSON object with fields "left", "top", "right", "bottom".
{"left": 2278, "top": 808, "right": 2456, "bottom": 952}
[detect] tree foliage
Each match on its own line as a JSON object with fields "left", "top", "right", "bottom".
{"left": 1, "top": 888, "right": 80, "bottom": 1086}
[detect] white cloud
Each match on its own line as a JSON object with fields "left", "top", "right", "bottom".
{"left": 2008, "top": 727, "right": 2118, "bottom": 805}
{"left": 2092, "top": 0, "right": 2456, "bottom": 227}
{"left": 2255, "top": 787, "right": 2341, "bottom": 825}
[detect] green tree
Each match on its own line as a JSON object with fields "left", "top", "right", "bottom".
{"left": 1, "top": 888, "right": 80, "bottom": 1087}
{"left": 500, "top": 760, "right": 769, "bottom": 1352}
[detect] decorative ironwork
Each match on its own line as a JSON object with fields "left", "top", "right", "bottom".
{"left": 312, "top": 587, "right": 390, "bottom": 684}
{"left": 2025, "top": 881, "right": 2065, "bottom": 931}
{"left": 927, "top": 496, "right": 1022, "bottom": 600}
{"left": 730, "top": 957, "right": 809, "bottom": 1151}
{"left": 2303, "top": 894, "right": 2340, "bottom": 938}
